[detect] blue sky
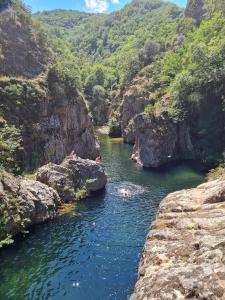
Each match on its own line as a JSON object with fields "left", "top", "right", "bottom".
{"left": 23, "top": 0, "right": 187, "bottom": 13}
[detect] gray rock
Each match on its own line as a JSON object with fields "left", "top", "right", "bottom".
{"left": 130, "top": 178, "right": 225, "bottom": 300}
{"left": 121, "top": 94, "right": 151, "bottom": 144}
{"left": 131, "top": 112, "right": 194, "bottom": 168}
{"left": 36, "top": 157, "right": 107, "bottom": 202}
{"left": 0, "top": 170, "right": 61, "bottom": 245}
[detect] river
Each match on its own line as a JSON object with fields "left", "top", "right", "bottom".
{"left": 0, "top": 133, "right": 204, "bottom": 300}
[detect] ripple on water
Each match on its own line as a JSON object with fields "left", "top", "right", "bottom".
{"left": 111, "top": 182, "right": 147, "bottom": 198}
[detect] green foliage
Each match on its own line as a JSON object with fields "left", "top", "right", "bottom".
{"left": 144, "top": 104, "right": 155, "bottom": 115}
{"left": 75, "top": 188, "right": 88, "bottom": 200}
{"left": 36, "top": 0, "right": 182, "bottom": 87}
{"left": 48, "top": 58, "right": 82, "bottom": 97}
{"left": 0, "top": 0, "right": 52, "bottom": 77}
{"left": 0, "top": 124, "right": 23, "bottom": 174}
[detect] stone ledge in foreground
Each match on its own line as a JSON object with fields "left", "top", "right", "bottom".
{"left": 130, "top": 179, "right": 225, "bottom": 300}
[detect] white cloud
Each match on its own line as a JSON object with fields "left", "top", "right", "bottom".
{"left": 84, "top": 0, "right": 120, "bottom": 13}
{"left": 85, "top": 0, "right": 109, "bottom": 13}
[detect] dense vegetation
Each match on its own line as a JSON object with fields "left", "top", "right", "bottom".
{"left": 137, "top": 11, "right": 225, "bottom": 163}
{"left": 35, "top": 0, "right": 183, "bottom": 110}
{"left": 1, "top": 0, "right": 225, "bottom": 171}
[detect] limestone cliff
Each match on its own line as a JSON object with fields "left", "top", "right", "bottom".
{"left": 131, "top": 178, "right": 225, "bottom": 299}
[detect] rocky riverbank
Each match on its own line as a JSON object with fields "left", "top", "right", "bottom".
{"left": 0, "top": 157, "right": 107, "bottom": 249}
{"left": 130, "top": 178, "right": 225, "bottom": 299}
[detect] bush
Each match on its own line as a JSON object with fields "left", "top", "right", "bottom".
{"left": 144, "top": 104, "right": 155, "bottom": 115}
{"left": 0, "top": 124, "right": 23, "bottom": 174}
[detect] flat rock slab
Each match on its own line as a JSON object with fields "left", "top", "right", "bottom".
{"left": 130, "top": 179, "right": 225, "bottom": 300}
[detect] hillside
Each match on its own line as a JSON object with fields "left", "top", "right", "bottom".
{"left": 35, "top": 1, "right": 182, "bottom": 61}
{"left": 100, "top": 0, "right": 225, "bottom": 167}
{"left": 35, "top": 0, "right": 183, "bottom": 125}
{"left": 0, "top": 0, "right": 52, "bottom": 78}
{"left": 0, "top": 0, "right": 99, "bottom": 173}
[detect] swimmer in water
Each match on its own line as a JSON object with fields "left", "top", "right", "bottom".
{"left": 120, "top": 188, "right": 128, "bottom": 197}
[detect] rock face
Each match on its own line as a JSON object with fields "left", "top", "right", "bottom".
{"left": 109, "top": 90, "right": 151, "bottom": 142}
{"left": 0, "top": 77, "right": 100, "bottom": 170}
{"left": 131, "top": 112, "right": 194, "bottom": 168}
{"left": 0, "top": 156, "right": 107, "bottom": 247}
{"left": 185, "top": 0, "right": 225, "bottom": 23}
{"left": 122, "top": 94, "right": 151, "bottom": 144}
{"left": 0, "top": 170, "right": 61, "bottom": 246}
{"left": 36, "top": 158, "right": 107, "bottom": 202}
{"left": 130, "top": 178, "right": 225, "bottom": 300}
{"left": 90, "top": 100, "right": 109, "bottom": 126}
{"left": 40, "top": 92, "right": 99, "bottom": 164}
{"left": 0, "top": 2, "right": 51, "bottom": 78}
{"left": 185, "top": 0, "right": 206, "bottom": 24}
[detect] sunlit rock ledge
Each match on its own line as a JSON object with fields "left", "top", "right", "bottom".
{"left": 130, "top": 179, "right": 225, "bottom": 300}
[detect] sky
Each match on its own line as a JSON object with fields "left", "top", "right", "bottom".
{"left": 23, "top": 0, "right": 187, "bottom": 14}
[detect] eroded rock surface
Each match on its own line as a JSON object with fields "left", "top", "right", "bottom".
{"left": 130, "top": 179, "right": 225, "bottom": 300}
{"left": 131, "top": 112, "right": 194, "bottom": 168}
{"left": 0, "top": 170, "right": 61, "bottom": 246}
{"left": 121, "top": 94, "right": 151, "bottom": 144}
{"left": 36, "top": 158, "right": 107, "bottom": 202}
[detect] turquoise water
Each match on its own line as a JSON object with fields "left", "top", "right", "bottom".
{"left": 0, "top": 134, "right": 204, "bottom": 300}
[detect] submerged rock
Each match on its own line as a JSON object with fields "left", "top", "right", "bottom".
{"left": 130, "top": 178, "right": 225, "bottom": 299}
{"left": 0, "top": 170, "right": 61, "bottom": 247}
{"left": 36, "top": 158, "right": 107, "bottom": 202}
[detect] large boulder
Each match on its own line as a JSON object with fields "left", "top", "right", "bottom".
{"left": 131, "top": 112, "right": 194, "bottom": 168}
{"left": 36, "top": 158, "right": 107, "bottom": 202}
{"left": 0, "top": 170, "right": 61, "bottom": 247}
{"left": 130, "top": 178, "right": 225, "bottom": 299}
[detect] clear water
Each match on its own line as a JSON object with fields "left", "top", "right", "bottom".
{"left": 0, "top": 134, "right": 204, "bottom": 300}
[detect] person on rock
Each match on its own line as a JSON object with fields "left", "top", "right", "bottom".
{"left": 67, "top": 150, "right": 77, "bottom": 160}
{"left": 96, "top": 155, "right": 102, "bottom": 163}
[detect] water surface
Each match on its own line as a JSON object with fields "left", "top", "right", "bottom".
{"left": 0, "top": 134, "right": 204, "bottom": 300}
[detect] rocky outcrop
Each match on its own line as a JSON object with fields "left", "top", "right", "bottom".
{"left": 0, "top": 156, "right": 107, "bottom": 247}
{"left": 122, "top": 94, "right": 151, "bottom": 144}
{"left": 90, "top": 100, "right": 109, "bottom": 126}
{"left": 40, "top": 91, "right": 99, "bottom": 164}
{"left": 130, "top": 178, "right": 225, "bottom": 300}
{"left": 0, "top": 1, "right": 52, "bottom": 78}
{"left": 185, "top": 0, "right": 206, "bottom": 24}
{"left": 0, "top": 169, "right": 61, "bottom": 247}
{"left": 185, "top": 0, "right": 225, "bottom": 24}
{"left": 36, "top": 158, "right": 107, "bottom": 202}
{"left": 108, "top": 89, "right": 151, "bottom": 141}
{"left": 0, "top": 77, "right": 100, "bottom": 170}
{"left": 131, "top": 112, "right": 194, "bottom": 168}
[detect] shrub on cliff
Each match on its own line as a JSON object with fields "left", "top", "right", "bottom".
{"left": 0, "top": 124, "right": 23, "bottom": 174}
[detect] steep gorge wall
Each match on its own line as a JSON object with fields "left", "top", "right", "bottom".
{"left": 0, "top": 77, "right": 99, "bottom": 170}
{"left": 0, "top": 1, "right": 99, "bottom": 171}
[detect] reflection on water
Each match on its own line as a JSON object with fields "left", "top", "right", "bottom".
{"left": 0, "top": 133, "right": 205, "bottom": 300}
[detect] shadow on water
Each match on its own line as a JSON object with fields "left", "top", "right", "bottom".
{"left": 0, "top": 133, "right": 205, "bottom": 300}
